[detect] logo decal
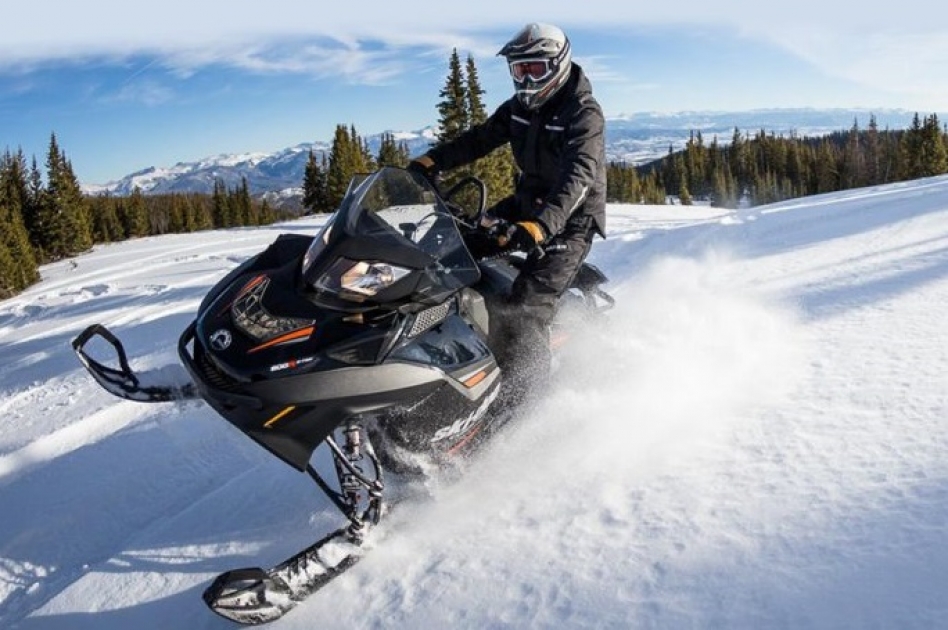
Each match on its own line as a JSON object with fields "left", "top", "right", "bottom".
{"left": 269, "top": 356, "right": 317, "bottom": 372}
{"left": 209, "top": 328, "right": 232, "bottom": 351}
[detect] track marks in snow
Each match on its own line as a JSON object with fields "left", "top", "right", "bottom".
{"left": 0, "top": 402, "right": 271, "bottom": 627}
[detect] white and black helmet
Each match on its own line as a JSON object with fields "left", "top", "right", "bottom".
{"left": 498, "top": 23, "right": 572, "bottom": 111}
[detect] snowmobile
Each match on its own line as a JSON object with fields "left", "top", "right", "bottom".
{"left": 71, "top": 166, "right": 614, "bottom": 625}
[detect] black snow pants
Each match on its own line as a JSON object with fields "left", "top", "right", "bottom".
{"left": 486, "top": 209, "right": 597, "bottom": 409}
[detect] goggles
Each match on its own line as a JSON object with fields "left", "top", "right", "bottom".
{"left": 508, "top": 58, "right": 555, "bottom": 83}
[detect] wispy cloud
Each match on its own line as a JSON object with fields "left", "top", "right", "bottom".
{"left": 574, "top": 55, "right": 632, "bottom": 84}
{"left": 102, "top": 79, "right": 175, "bottom": 107}
{"left": 6, "top": 3, "right": 944, "bottom": 95}
{"left": 3, "top": 2, "right": 946, "bottom": 111}
{"left": 747, "top": 22, "right": 948, "bottom": 110}
{"left": 158, "top": 39, "right": 415, "bottom": 86}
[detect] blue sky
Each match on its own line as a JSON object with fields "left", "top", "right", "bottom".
{"left": 2, "top": 1, "right": 945, "bottom": 185}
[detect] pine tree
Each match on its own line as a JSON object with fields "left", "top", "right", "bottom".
{"left": 727, "top": 127, "right": 749, "bottom": 195}
{"left": 684, "top": 130, "right": 708, "bottom": 197}
{"left": 23, "top": 158, "right": 45, "bottom": 254}
{"left": 606, "top": 162, "right": 643, "bottom": 203}
{"left": 815, "top": 141, "right": 839, "bottom": 193}
{"left": 121, "top": 187, "right": 149, "bottom": 236}
{"left": 167, "top": 194, "right": 186, "bottom": 233}
{"left": 920, "top": 114, "right": 948, "bottom": 176}
{"left": 88, "top": 194, "right": 124, "bottom": 242}
{"left": 181, "top": 194, "right": 199, "bottom": 232}
{"left": 352, "top": 125, "right": 375, "bottom": 173}
{"left": 840, "top": 119, "right": 866, "bottom": 189}
{"left": 435, "top": 50, "right": 468, "bottom": 145}
{"left": 641, "top": 170, "right": 667, "bottom": 204}
{"left": 232, "top": 177, "right": 254, "bottom": 225}
{"left": 661, "top": 145, "right": 679, "bottom": 196}
{"left": 211, "top": 179, "right": 231, "bottom": 227}
{"left": 0, "top": 150, "right": 40, "bottom": 294}
{"left": 326, "top": 125, "right": 352, "bottom": 209}
{"left": 326, "top": 125, "right": 369, "bottom": 209}
{"left": 376, "top": 133, "right": 407, "bottom": 168}
{"left": 258, "top": 198, "right": 275, "bottom": 225}
{"left": 464, "top": 54, "right": 515, "bottom": 208}
{"left": 430, "top": 51, "right": 472, "bottom": 200}
{"left": 864, "top": 115, "right": 883, "bottom": 185}
{"left": 0, "top": 239, "right": 19, "bottom": 300}
{"left": 42, "top": 134, "right": 93, "bottom": 259}
{"left": 189, "top": 193, "right": 213, "bottom": 231}
{"left": 678, "top": 178, "right": 693, "bottom": 206}
{"left": 302, "top": 149, "right": 331, "bottom": 212}
{"left": 899, "top": 113, "right": 925, "bottom": 180}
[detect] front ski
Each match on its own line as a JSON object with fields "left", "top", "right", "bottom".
{"left": 203, "top": 527, "right": 365, "bottom": 625}
{"left": 206, "top": 424, "right": 385, "bottom": 624}
{"left": 71, "top": 324, "right": 198, "bottom": 402}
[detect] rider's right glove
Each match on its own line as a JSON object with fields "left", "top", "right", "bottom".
{"left": 407, "top": 155, "right": 441, "bottom": 186}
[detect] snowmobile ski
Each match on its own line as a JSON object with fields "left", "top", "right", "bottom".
{"left": 203, "top": 526, "right": 364, "bottom": 625}
{"left": 72, "top": 324, "right": 198, "bottom": 402}
{"left": 205, "top": 424, "right": 384, "bottom": 625}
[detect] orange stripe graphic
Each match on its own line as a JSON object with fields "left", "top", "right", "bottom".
{"left": 248, "top": 326, "right": 315, "bottom": 353}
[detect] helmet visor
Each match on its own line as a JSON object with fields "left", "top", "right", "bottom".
{"left": 509, "top": 59, "right": 554, "bottom": 84}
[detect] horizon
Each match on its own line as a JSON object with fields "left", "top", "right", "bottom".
{"left": 2, "top": 3, "right": 946, "bottom": 185}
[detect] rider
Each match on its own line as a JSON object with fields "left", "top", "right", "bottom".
{"left": 408, "top": 22, "right": 606, "bottom": 409}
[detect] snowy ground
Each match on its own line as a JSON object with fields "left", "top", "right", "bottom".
{"left": 1, "top": 176, "right": 947, "bottom": 629}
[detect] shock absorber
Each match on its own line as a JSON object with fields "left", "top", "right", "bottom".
{"left": 327, "top": 422, "right": 384, "bottom": 542}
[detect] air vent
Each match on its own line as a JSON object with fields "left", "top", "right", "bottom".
{"left": 408, "top": 301, "right": 452, "bottom": 337}
{"left": 197, "top": 349, "right": 243, "bottom": 392}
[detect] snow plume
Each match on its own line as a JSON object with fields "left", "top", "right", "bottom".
{"left": 508, "top": 249, "right": 808, "bottom": 480}
{"left": 305, "top": 250, "right": 810, "bottom": 629}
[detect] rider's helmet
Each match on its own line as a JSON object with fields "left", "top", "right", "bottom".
{"left": 498, "top": 23, "right": 573, "bottom": 111}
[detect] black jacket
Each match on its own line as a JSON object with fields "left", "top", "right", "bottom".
{"left": 426, "top": 63, "right": 606, "bottom": 239}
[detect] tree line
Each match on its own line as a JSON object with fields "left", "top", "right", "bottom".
{"left": 611, "top": 112, "right": 948, "bottom": 207}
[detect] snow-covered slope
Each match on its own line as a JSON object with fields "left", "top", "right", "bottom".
{"left": 1, "top": 175, "right": 947, "bottom": 628}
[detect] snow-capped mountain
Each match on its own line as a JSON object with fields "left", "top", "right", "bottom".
{"left": 82, "top": 108, "right": 925, "bottom": 198}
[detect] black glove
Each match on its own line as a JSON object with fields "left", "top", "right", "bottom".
{"left": 407, "top": 155, "right": 440, "bottom": 186}
{"left": 498, "top": 220, "right": 546, "bottom": 252}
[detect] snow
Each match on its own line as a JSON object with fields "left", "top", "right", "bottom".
{"left": 2, "top": 176, "right": 948, "bottom": 629}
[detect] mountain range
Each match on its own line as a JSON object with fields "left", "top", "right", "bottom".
{"left": 82, "top": 108, "right": 930, "bottom": 202}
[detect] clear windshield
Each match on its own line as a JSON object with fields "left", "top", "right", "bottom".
{"left": 301, "top": 167, "right": 480, "bottom": 304}
{"left": 346, "top": 169, "right": 464, "bottom": 259}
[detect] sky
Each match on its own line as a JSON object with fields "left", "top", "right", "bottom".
{"left": 1, "top": 172, "right": 947, "bottom": 628}
{"left": 1, "top": 1, "right": 947, "bottom": 185}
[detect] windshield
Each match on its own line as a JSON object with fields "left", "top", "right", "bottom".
{"left": 301, "top": 167, "right": 480, "bottom": 306}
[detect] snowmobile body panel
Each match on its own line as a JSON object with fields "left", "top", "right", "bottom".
{"left": 178, "top": 302, "right": 499, "bottom": 470}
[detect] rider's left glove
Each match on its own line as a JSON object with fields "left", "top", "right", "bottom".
{"left": 498, "top": 221, "right": 546, "bottom": 251}
{"left": 407, "top": 155, "right": 441, "bottom": 186}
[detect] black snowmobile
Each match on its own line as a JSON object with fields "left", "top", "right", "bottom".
{"left": 71, "top": 166, "right": 614, "bottom": 625}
